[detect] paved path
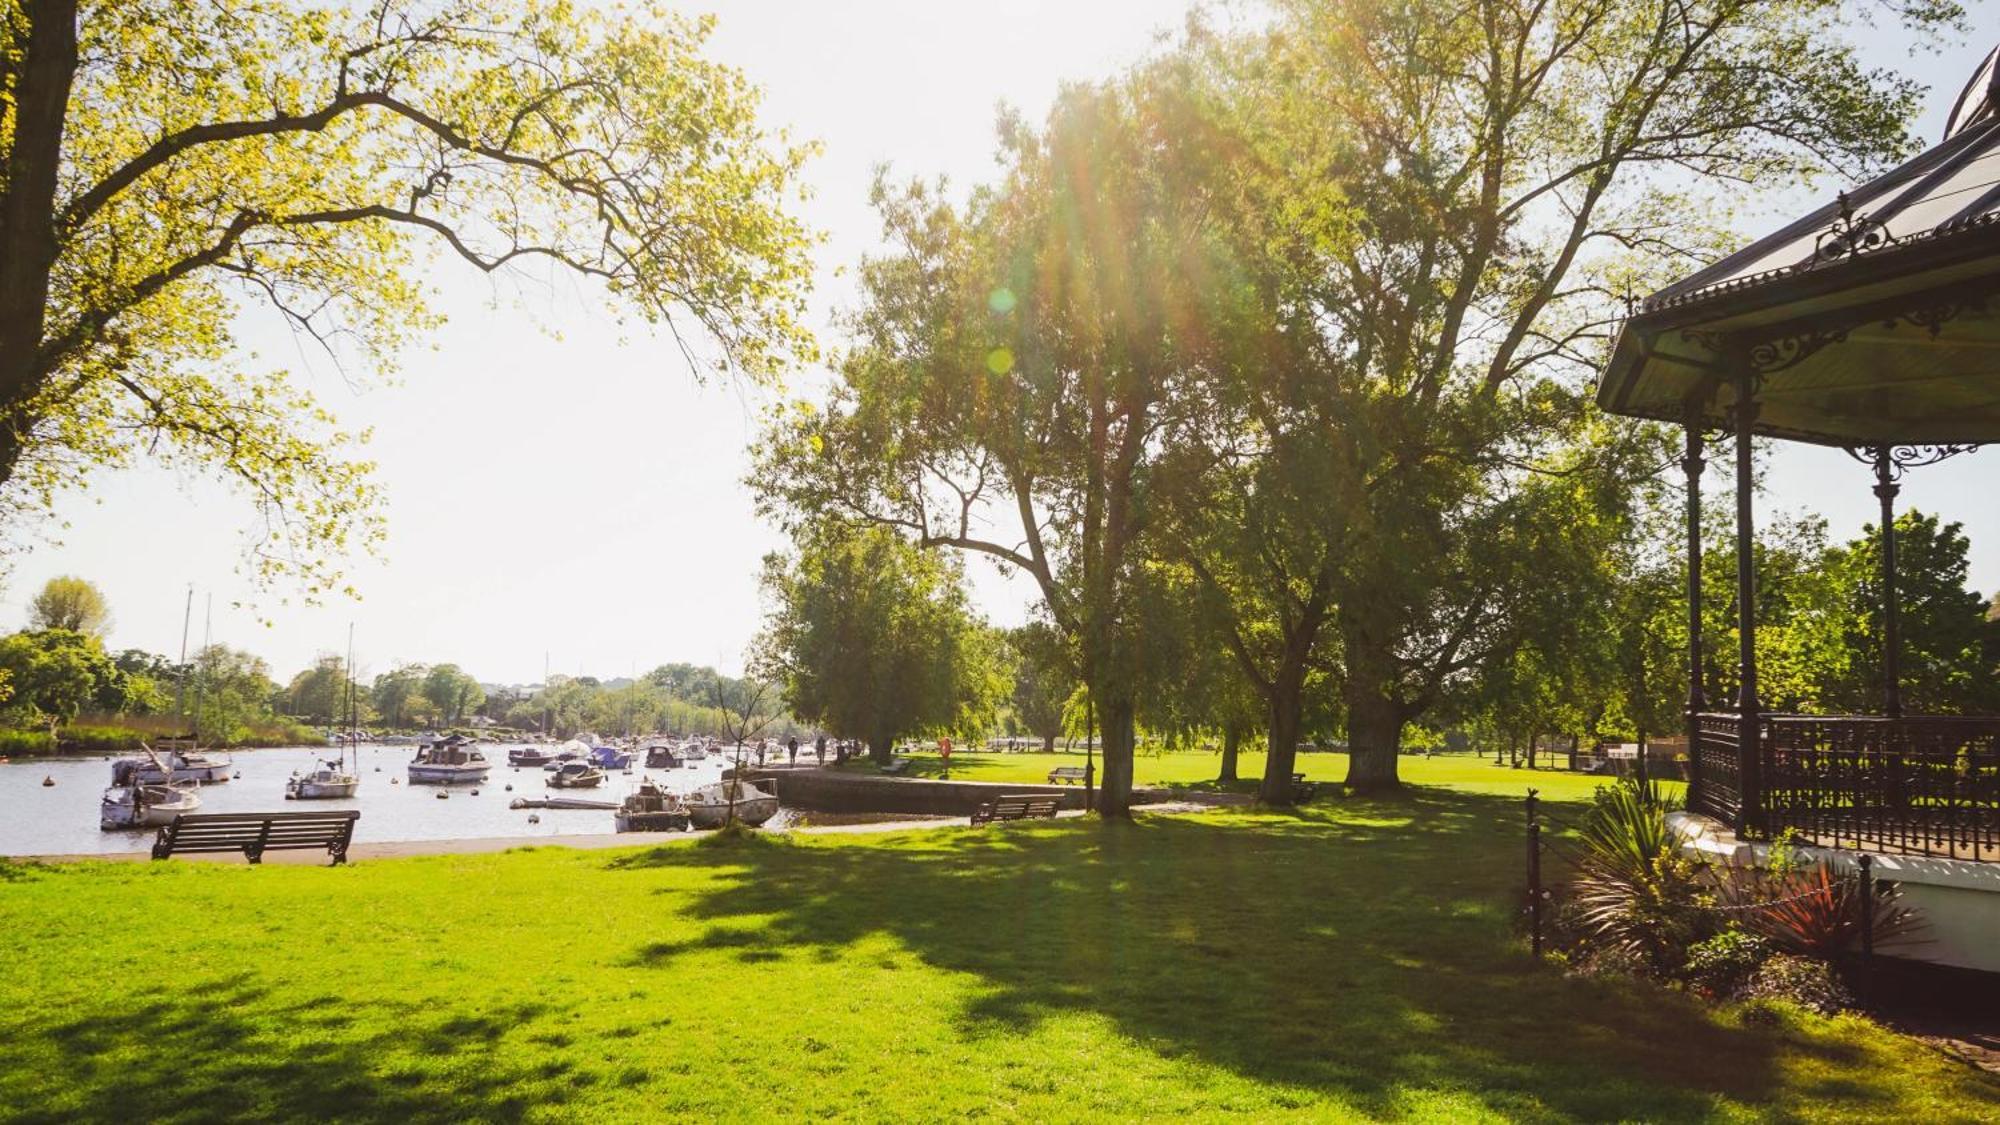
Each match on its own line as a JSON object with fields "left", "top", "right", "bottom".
{"left": 14, "top": 803, "right": 1211, "bottom": 866}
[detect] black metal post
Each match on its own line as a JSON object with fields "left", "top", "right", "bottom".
{"left": 1871, "top": 447, "right": 1904, "bottom": 718}
{"left": 1526, "top": 788, "right": 1543, "bottom": 959}
{"left": 1682, "top": 411, "right": 1707, "bottom": 801}
{"left": 1857, "top": 853, "right": 1875, "bottom": 962}
{"left": 1084, "top": 692, "right": 1095, "bottom": 813}
{"left": 1733, "top": 369, "right": 1762, "bottom": 837}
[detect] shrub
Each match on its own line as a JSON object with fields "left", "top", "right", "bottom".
{"left": 1682, "top": 929, "right": 1772, "bottom": 999}
{"left": 1713, "top": 860, "right": 1927, "bottom": 960}
{"left": 1566, "top": 778, "right": 1715, "bottom": 974}
{"left": 1740, "top": 953, "right": 1854, "bottom": 1015}
{"left": 0, "top": 729, "right": 55, "bottom": 756}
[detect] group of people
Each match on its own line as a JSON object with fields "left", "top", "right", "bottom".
{"left": 778, "top": 733, "right": 862, "bottom": 768}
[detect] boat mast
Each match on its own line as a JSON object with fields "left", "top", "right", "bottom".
{"left": 344, "top": 623, "right": 358, "bottom": 773}
{"left": 171, "top": 585, "right": 193, "bottom": 728}
{"left": 190, "top": 594, "right": 212, "bottom": 745}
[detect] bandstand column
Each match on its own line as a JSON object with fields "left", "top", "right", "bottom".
{"left": 1682, "top": 405, "right": 1707, "bottom": 804}
{"left": 1732, "top": 368, "right": 1762, "bottom": 836}
{"left": 1870, "top": 447, "right": 1904, "bottom": 718}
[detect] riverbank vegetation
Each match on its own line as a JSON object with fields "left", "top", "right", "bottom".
{"left": 2, "top": 796, "right": 1990, "bottom": 1121}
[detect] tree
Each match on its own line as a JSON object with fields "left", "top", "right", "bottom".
{"left": 27, "top": 575, "right": 110, "bottom": 634}
{"left": 421, "top": 664, "right": 484, "bottom": 726}
{"left": 0, "top": 628, "right": 118, "bottom": 732}
{"left": 756, "top": 75, "right": 1235, "bottom": 817}
{"left": 283, "top": 653, "right": 348, "bottom": 725}
{"left": 1810, "top": 511, "right": 1999, "bottom": 715}
{"left": 1007, "top": 620, "right": 1076, "bottom": 753}
{"left": 1203, "top": 0, "right": 1951, "bottom": 790}
{"left": 0, "top": 0, "right": 816, "bottom": 596}
{"left": 185, "top": 643, "right": 279, "bottom": 742}
{"left": 757, "top": 524, "right": 1001, "bottom": 763}
{"left": 370, "top": 664, "right": 428, "bottom": 728}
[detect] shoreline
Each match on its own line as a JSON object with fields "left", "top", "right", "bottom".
{"left": 7, "top": 804, "right": 1214, "bottom": 866}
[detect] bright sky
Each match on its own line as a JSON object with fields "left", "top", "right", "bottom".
{"left": 4, "top": 2, "right": 1996, "bottom": 687}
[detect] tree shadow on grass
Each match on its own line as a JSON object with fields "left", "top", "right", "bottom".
{"left": 4, "top": 974, "right": 578, "bottom": 1125}
{"left": 605, "top": 789, "right": 1998, "bottom": 1121}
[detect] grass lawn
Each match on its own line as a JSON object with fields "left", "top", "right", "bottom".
{"left": 853, "top": 748, "right": 1648, "bottom": 803}
{"left": 3, "top": 791, "right": 1991, "bottom": 1122}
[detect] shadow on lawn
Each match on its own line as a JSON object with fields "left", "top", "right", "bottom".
{"left": 607, "top": 788, "right": 1986, "bottom": 1121}
{"left": 9, "top": 974, "right": 575, "bottom": 1125}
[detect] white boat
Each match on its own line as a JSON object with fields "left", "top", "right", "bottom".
{"left": 547, "top": 761, "right": 606, "bottom": 789}
{"left": 686, "top": 780, "right": 778, "bottom": 829}
{"left": 117, "top": 740, "right": 233, "bottom": 785}
{"left": 614, "top": 781, "right": 691, "bottom": 832}
{"left": 294, "top": 635, "right": 365, "bottom": 800}
{"left": 288, "top": 759, "right": 360, "bottom": 800}
{"left": 100, "top": 762, "right": 201, "bottom": 830}
{"left": 408, "top": 734, "right": 490, "bottom": 784}
{"left": 678, "top": 742, "right": 708, "bottom": 762}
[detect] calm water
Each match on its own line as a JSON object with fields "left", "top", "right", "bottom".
{"left": 0, "top": 743, "right": 821, "bottom": 856}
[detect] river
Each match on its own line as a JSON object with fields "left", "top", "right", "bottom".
{"left": 0, "top": 743, "right": 830, "bottom": 856}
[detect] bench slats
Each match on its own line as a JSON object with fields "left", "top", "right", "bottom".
{"left": 971, "top": 794, "right": 1062, "bottom": 825}
{"left": 154, "top": 810, "right": 358, "bottom": 866}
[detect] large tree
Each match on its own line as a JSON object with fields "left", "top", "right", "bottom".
{"left": 755, "top": 77, "right": 1235, "bottom": 816}
{"left": 1212, "top": 0, "right": 1954, "bottom": 790}
{"left": 420, "top": 662, "right": 483, "bottom": 725}
{"left": 0, "top": 0, "right": 815, "bottom": 595}
{"left": 757, "top": 524, "right": 1003, "bottom": 763}
{"left": 1006, "top": 619, "right": 1076, "bottom": 753}
{"left": 26, "top": 574, "right": 109, "bottom": 634}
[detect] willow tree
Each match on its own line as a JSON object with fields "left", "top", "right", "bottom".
{"left": 0, "top": 0, "right": 815, "bottom": 594}
{"left": 753, "top": 78, "right": 1230, "bottom": 817}
{"left": 1221, "top": 0, "right": 1955, "bottom": 790}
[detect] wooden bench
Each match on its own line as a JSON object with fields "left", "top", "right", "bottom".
{"left": 1291, "top": 773, "right": 1317, "bottom": 804}
{"left": 1047, "top": 766, "right": 1088, "bottom": 785}
{"left": 971, "top": 794, "right": 1061, "bottom": 825}
{"left": 153, "top": 811, "right": 360, "bottom": 866}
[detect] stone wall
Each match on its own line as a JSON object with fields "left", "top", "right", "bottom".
{"left": 741, "top": 768, "right": 1171, "bottom": 817}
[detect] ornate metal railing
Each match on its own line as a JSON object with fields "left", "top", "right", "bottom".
{"left": 1694, "top": 712, "right": 2000, "bottom": 859}
{"left": 1691, "top": 713, "right": 1743, "bottom": 826}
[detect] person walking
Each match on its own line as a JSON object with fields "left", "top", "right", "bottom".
{"left": 788, "top": 737, "right": 799, "bottom": 766}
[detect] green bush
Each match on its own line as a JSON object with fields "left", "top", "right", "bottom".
{"left": 1682, "top": 929, "right": 1772, "bottom": 999}
{"left": 1741, "top": 953, "right": 1854, "bottom": 1016}
{"left": 0, "top": 729, "right": 56, "bottom": 756}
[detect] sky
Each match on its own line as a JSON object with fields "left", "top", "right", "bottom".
{"left": 6, "top": 1, "right": 1998, "bottom": 687}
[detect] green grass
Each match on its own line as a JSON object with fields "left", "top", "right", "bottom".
{"left": 2, "top": 792, "right": 1989, "bottom": 1122}
{"left": 853, "top": 748, "right": 1645, "bottom": 803}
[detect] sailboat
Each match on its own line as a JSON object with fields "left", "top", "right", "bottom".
{"left": 100, "top": 749, "right": 202, "bottom": 830}
{"left": 116, "top": 590, "right": 232, "bottom": 785}
{"left": 289, "top": 627, "right": 362, "bottom": 800}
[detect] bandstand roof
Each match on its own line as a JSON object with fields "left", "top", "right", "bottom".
{"left": 1598, "top": 45, "right": 2000, "bottom": 447}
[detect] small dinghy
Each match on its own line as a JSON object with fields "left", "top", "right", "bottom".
{"left": 686, "top": 780, "right": 778, "bottom": 829}
{"left": 615, "top": 781, "right": 691, "bottom": 832}
{"left": 547, "top": 761, "right": 606, "bottom": 789}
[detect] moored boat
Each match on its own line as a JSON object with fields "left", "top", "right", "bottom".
{"left": 287, "top": 759, "right": 361, "bottom": 800}
{"left": 117, "top": 739, "right": 233, "bottom": 785}
{"left": 100, "top": 761, "right": 201, "bottom": 830}
{"left": 508, "top": 746, "right": 559, "bottom": 767}
{"left": 614, "top": 781, "right": 691, "bottom": 832}
{"left": 686, "top": 780, "right": 778, "bottom": 829}
{"left": 547, "top": 761, "right": 606, "bottom": 789}
{"left": 642, "top": 743, "right": 681, "bottom": 769}
{"left": 408, "top": 734, "right": 491, "bottom": 784}
{"left": 588, "top": 745, "right": 635, "bottom": 770}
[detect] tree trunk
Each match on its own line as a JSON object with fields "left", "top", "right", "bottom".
{"left": 0, "top": 0, "right": 79, "bottom": 481}
{"left": 1217, "top": 726, "right": 1240, "bottom": 784}
{"left": 1342, "top": 685, "right": 1404, "bottom": 793}
{"left": 1094, "top": 692, "right": 1136, "bottom": 819}
{"left": 1041, "top": 732, "right": 1055, "bottom": 753}
{"left": 869, "top": 729, "right": 893, "bottom": 766}
{"left": 1258, "top": 664, "right": 1307, "bottom": 805}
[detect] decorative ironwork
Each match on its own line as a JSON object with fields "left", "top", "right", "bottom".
{"left": 1839, "top": 443, "right": 1981, "bottom": 480}
{"left": 1813, "top": 191, "right": 1897, "bottom": 263}
{"left": 1757, "top": 714, "right": 2000, "bottom": 860}
{"left": 1691, "top": 713, "right": 1743, "bottom": 825}
{"left": 1678, "top": 286, "right": 1991, "bottom": 378}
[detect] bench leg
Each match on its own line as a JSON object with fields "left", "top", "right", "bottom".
{"left": 244, "top": 846, "right": 263, "bottom": 865}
